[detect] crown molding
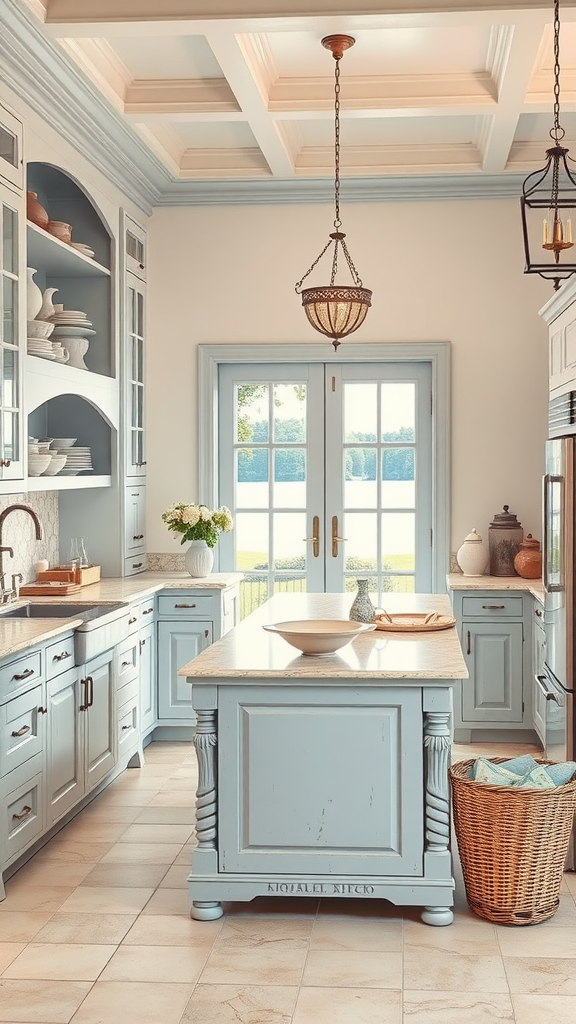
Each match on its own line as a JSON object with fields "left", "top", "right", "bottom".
{"left": 154, "top": 172, "right": 527, "bottom": 205}
{"left": 0, "top": 0, "right": 170, "bottom": 213}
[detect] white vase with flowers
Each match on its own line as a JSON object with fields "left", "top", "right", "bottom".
{"left": 162, "top": 502, "right": 233, "bottom": 578}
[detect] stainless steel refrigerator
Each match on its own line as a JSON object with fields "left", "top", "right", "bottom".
{"left": 542, "top": 435, "right": 575, "bottom": 868}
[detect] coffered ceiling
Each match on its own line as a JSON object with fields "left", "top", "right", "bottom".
{"left": 12, "top": 1, "right": 576, "bottom": 205}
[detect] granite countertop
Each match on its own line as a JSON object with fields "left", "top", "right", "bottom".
{"left": 178, "top": 592, "right": 468, "bottom": 682}
{"left": 0, "top": 571, "right": 244, "bottom": 661}
{"left": 447, "top": 573, "right": 544, "bottom": 602}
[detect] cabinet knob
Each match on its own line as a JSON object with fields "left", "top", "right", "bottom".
{"left": 38, "top": 706, "right": 47, "bottom": 714}
{"left": 0, "top": 458, "right": 11, "bottom": 467}
{"left": 535, "top": 608, "right": 543, "bottom": 618}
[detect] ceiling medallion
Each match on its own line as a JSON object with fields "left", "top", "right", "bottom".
{"left": 520, "top": 0, "right": 576, "bottom": 290}
{"left": 295, "top": 34, "right": 372, "bottom": 350}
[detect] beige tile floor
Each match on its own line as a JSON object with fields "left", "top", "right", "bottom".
{"left": 0, "top": 740, "right": 575, "bottom": 1023}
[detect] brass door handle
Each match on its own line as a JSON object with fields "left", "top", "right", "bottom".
{"left": 332, "top": 516, "right": 347, "bottom": 558}
{"left": 303, "top": 515, "right": 320, "bottom": 558}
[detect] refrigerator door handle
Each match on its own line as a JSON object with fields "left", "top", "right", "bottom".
{"left": 535, "top": 673, "right": 562, "bottom": 704}
{"left": 543, "top": 474, "right": 550, "bottom": 594}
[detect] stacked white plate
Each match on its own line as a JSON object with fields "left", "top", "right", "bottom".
{"left": 27, "top": 338, "right": 56, "bottom": 359}
{"left": 57, "top": 445, "right": 93, "bottom": 475}
{"left": 70, "top": 241, "right": 95, "bottom": 259}
{"left": 50, "top": 309, "right": 96, "bottom": 338}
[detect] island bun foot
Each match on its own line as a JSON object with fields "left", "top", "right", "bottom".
{"left": 421, "top": 906, "right": 454, "bottom": 926}
{"left": 191, "top": 900, "right": 223, "bottom": 920}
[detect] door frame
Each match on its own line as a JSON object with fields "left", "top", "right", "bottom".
{"left": 198, "top": 342, "right": 450, "bottom": 593}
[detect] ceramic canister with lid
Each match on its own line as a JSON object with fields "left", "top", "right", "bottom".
{"left": 456, "top": 528, "right": 489, "bottom": 576}
{"left": 488, "top": 505, "right": 523, "bottom": 576}
{"left": 513, "top": 534, "right": 542, "bottom": 579}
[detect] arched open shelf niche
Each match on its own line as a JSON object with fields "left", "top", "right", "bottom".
{"left": 26, "top": 163, "right": 114, "bottom": 378}
{"left": 28, "top": 393, "right": 116, "bottom": 489}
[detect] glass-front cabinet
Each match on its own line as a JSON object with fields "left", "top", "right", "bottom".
{"left": 126, "top": 272, "right": 146, "bottom": 478}
{"left": 0, "top": 186, "right": 24, "bottom": 480}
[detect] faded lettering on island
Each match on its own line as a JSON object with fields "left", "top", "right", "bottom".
{"left": 267, "top": 882, "right": 375, "bottom": 894}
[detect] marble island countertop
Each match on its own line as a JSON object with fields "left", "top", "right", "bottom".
{"left": 0, "top": 571, "right": 243, "bottom": 662}
{"left": 447, "top": 573, "right": 544, "bottom": 601}
{"left": 178, "top": 592, "right": 469, "bottom": 682}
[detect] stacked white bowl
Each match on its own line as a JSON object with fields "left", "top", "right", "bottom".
{"left": 27, "top": 318, "right": 55, "bottom": 359}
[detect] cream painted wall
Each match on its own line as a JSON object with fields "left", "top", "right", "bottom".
{"left": 147, "top": 198, "right": 551, "bottom": 560}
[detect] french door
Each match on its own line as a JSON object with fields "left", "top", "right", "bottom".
{"left": 218, "top": 361, "right": 433, "bottom": 616}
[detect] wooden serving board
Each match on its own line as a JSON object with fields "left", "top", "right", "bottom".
{"left": 374, "top": 612, "right": 456, "bottom": 632}
{"left": 20, "top": 582, "right": 82, "bottom": 596}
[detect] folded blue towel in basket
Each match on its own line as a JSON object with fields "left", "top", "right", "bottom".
{"left": 468, "top": 754, "right": 576, "bottom": 789}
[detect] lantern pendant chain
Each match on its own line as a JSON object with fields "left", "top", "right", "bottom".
{"left": 551, "top": 0, "right": 565, "bottom": 146}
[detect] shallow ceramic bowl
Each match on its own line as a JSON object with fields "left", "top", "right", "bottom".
{"left": 262, "top": 619, "right": 376, "bottom": 656}
{"left": 46, "top": 220, "right": 72, "bottom": 242}
{"left": 49, "top": 438, "right": 76, "bottom": 448}
{"left": 27, "top": 319, "right": 54, "bottom": 339}
{"left": 42, "top": 454, "right": 67, "bottom": 476}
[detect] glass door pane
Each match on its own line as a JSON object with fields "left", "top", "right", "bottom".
{"left": 0, "top": 194, "right": 21, "bottom": 474}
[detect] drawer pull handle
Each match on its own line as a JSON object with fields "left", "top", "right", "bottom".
{"left": 0, "top": 458, "right": 12, "bottom": 467}
{"left": 174, "top": 603, "right": 196, "bottom": 609}
{"left": 132, "top": 563, "right": 143, "bottom": 569}
{"left": 80, "top": 676, "right": 94, "bottom": 711}
{"left": 535, "top": 609, "right": 543, "bottom": 618}
{"left": 53, "top": 651, "right": 70, "bottom": 662}
{"left": 133, "top": 534, "right": 144, "bottom": 540}
{"left": 140, "top": 638, "right": 147, "bottom": 649}
{"left": 12, "top": 805, "right": 32, "bottom": 821}
{"left": 142, "top": 608, "right": 153, "bottom": 615}
{"left": 11, "top": 724, "right": 30, "bottom": 737}
{"left": 205, "top": 629, "right": 209, "bottom": 639}
{"left": 481, "top": 604, "right": 506, "bottom": 610}
{"left": 12, "top": 668, "right": 34, "bottom": 681}
{"left": 466, "top": 630, "right": 471, "bottom": 655}
{"left": 121, "top": 724, "right": 131, "bottom": 731}
{"left": 121, "top": 661, "right": 131, "bottom": 668}
{"left": 128, "top": 616, "right": 138, "bottom": 624}
{"left": 38, "top": 706, "right": 47, "bottom": 714}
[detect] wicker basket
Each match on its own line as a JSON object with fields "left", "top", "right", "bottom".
{"left": 450, "top": 757, "right": 576, "bottom": 926}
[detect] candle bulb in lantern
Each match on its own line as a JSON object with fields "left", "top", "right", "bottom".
{"left": 567, "top": 218, "right": 573, "bottom": 244}
{"left": 543, "top": 218, "right": 549, "bottom": 245}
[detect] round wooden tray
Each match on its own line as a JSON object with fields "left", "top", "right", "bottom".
{"left": 373, "top": 612, "right": 456, "bottom": 632}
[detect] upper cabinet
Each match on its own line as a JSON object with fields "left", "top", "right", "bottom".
{"left": 124, "top": 215, "right": 146, "bottom": 281}
{"left": 540, "top": 277, "right": 576, "bottom": 400}
{"left": 0, "top": 104, "right": 24, "bottom": 193}
{"left": 0, "top": 184, "right": 25, "bottom": 481}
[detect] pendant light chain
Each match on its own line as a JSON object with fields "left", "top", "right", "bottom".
{"left": 334, "top": 55, "right": 341, "bottom": 229}
{"left": 551, "top": 0, "right": 565, "bottom": 143}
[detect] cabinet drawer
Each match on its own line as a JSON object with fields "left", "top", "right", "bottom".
{"left": 0, "top": 651, "right": 42, "bottom": 699}
{"left": 157, "top": 594, "right": 214, "bottom": 618}
{"left": 461, "top": 596, "right": 523, "bottom": 618}
{"left": 116, "top": 636, "right": 139, "bottom": 686}
{"left": 117, "top": 675, "right": 139, "bottom": 709}
{"left": 0, "top": 685, "right": 44, "bottom": 778}
{"left": 45, "top": 636, "right": 75, "bottom": 679}
{"left": 2, "top": 758, "right": 44, "bottom": 865}
{"left": 124, "top": 555, "right": 147, "bottom": 576}
{"left": 118, "top": 695, "right": 139, "bottom": 753}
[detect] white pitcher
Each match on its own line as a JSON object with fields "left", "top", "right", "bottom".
{"left": 26, "top": 268, "right": 43, "bottom": 320}
{"left": 35, "top": 286, "right": 59, "bottom": 322}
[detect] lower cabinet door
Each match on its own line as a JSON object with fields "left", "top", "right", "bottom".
{"left": 218, "top": 685, "right": 424, "bottom": 876}
{"left": 139, "top": 623, "right": 156, "bottom": 734}
{"left": 85, "top": 650, "right": 116, "bottom": 792}
{"left": 461, "top": 621, "right": 524, "bottom": 723}
{"left": 46, "top": 667, "right": 83, "bottom": 826}
{"left": 157, "top": 620, "right": 212, "bottom": 721}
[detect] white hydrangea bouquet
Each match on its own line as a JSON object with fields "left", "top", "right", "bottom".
{"left": 162, "top": 502, "right": 233, "bottom": 548}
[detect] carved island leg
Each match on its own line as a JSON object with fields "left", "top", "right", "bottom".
{"left": 190, "top": 709, "right": 223, "bottom": 921}
{"left": 422, "top": 709, "right": 453, "bottom": 926}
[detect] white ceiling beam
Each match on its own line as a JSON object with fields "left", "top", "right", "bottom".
{"left": 204, "top": 28, "right": 295, "bottom": 176}
{"left": 269, "top": 72, "right": 496, "bottom": 113}
{"left": 480, "top": 19, "right": 547, "bottom": 173}
{"left": 125, "top": 78, "right": 240, "bottom": 114}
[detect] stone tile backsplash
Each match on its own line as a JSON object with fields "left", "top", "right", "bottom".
{"left": 147, "top": 552, "right": 186, "bottom": 572}
{"left": 0, "top": 491, "right": 59, "bottom": 585}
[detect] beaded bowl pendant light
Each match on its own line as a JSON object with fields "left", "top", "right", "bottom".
{"left": 520, "top": 0, "right": 576, "bottom": 290}
{"left": 295, "top": 35, "right": 372, "bottom": 350}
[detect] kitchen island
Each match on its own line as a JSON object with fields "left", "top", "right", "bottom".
{"left": 179, "top": 592, "right": 468, "bottom": 926}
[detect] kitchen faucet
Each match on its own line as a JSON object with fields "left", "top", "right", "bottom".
{"left": 0, "top": 504, "right": 43, "bottom": 603}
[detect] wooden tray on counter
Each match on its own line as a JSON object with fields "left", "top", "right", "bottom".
{"left": 374, "top": 612, "right": 456, "bottom": 632}
{"left": 36, "top": 565, "right": 101, "bottom": 587}
{"left": 20, "top": 581, "right": 82, "bottom": 596}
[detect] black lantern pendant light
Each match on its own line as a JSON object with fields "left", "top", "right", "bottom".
{"left": 521, "top": 0, "right": 576, "bottom": 290}
{"left": 295, "top": 34, "right": 372, "bottom": 350}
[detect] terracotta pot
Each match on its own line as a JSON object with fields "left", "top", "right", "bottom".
{"left": 26, "top": 191, "right": 48, "bottom": 228}
{"left": 46, "top": 220, "right": 72, "bottom": 243}
{"left": 514, "top": 534, "right": 542, "bottom": 579}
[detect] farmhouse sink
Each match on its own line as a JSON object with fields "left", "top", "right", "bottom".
{"left": 0, "top": 601, "right": 130, "bottom": 661}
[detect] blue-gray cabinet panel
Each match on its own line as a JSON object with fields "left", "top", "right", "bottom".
{"left": 218, "top": 685, "right": 423, "bottom": 876}
{"left": 461, "top": 621, "right": 523, "bottom": 723}
{"left": 157, "top": 620, "right": 212, "bottom": 721}
{"left": 46, "top": 666, "right": 82, "bottom": 826}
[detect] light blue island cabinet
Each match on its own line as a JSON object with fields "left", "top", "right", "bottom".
{"left": 179, "top": 592, "right": 468, "bottom": 926}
